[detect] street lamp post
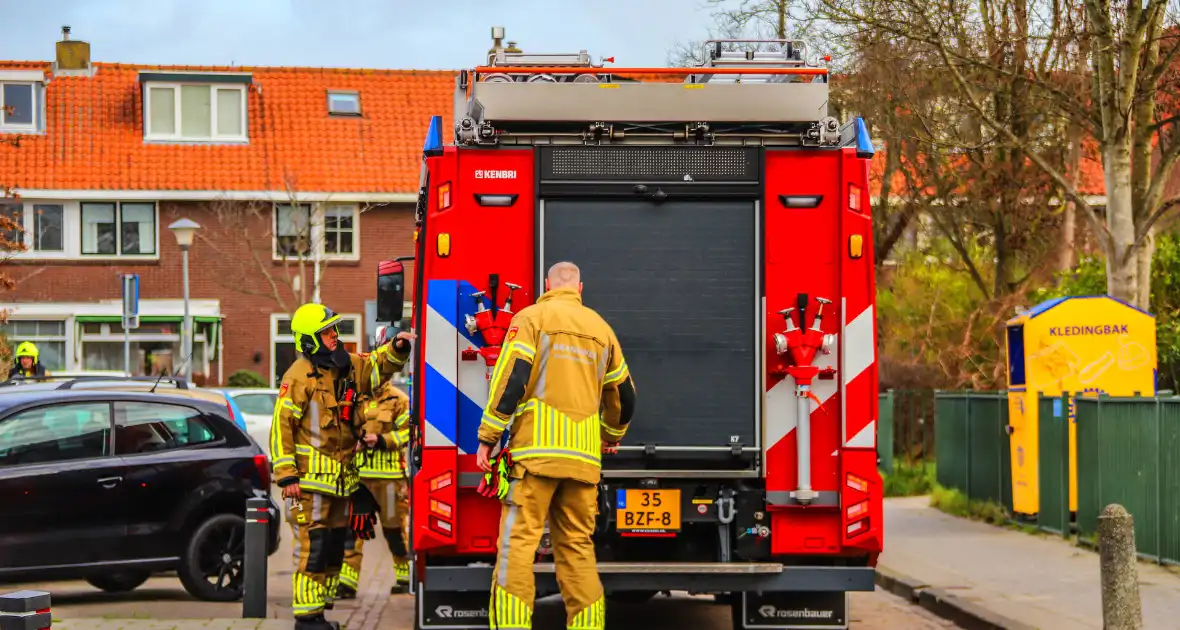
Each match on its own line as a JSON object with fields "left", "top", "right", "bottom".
{"left": 168, "top": 218, "right": 201, "bottom": 383}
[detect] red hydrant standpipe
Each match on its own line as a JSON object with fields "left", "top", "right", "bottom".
{"left": 464, "top": 282, "right": 522, "bottom": 381}
{"left": 773, "top": 295, "right": 836, "bottom": 505}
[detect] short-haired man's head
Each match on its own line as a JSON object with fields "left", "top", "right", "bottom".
{"left": 546, "top": 261, "right": 582, "bottom": 292}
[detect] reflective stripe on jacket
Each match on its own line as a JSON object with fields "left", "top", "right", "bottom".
{"left": 477, "top": 288, "right": 637, "bottom": 484}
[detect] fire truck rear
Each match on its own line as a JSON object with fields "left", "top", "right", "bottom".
{"left": 375, "top": 27, "right": 883, "bottom": 629}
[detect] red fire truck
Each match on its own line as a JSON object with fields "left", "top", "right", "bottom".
{"left": 375, "top": 27, "right": 883, "bottom": 629}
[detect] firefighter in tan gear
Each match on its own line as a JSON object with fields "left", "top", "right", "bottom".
{"left": 5, "top": 341, "right": 50, "bottom": 381}
{"left": 270, "top": 303, "right": 413, "bottom": 630}
{"left": 478, "top": 261, "right": 637, "bottom": 630}
{"left": 337, "top": 329, "right": 414, "bottom": 599}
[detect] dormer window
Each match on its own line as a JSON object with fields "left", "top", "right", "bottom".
{"left": 140, "top": 71, "right": 251, "bottom": 143}
{"left": 0, "top": 70, "right": 46, "bottom": 133}
{"left": 327, "top": 91, "right": 360, "bottom": 116}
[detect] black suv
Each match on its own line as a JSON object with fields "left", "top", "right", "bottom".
{"left": 0, "top": 378, "right": 281, "bottom": 601}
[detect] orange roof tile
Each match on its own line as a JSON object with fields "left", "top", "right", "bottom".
{"left": 0, "top": 61, "right": 457, "bottom": 194}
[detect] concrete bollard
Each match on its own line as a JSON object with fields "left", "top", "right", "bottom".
{"left": 1098, "top": 504, "right": 1143, "bottom": 630}
{"left": 0, "top": 590, "right": 52, "bottom": 630}
{"left": 242, "top": 497, "right": 270, "bottom": 619}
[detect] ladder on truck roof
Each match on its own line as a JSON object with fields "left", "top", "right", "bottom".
{"left": 452, "top": 27, "right": 859, "bottom": 149}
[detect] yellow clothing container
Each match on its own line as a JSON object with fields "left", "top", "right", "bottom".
{"left": 1005, "top": 295, "right": 1156, "bottom": 517}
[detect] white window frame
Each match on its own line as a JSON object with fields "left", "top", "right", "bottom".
{"left": 0, "top": 80, "right": 40, "bottom": 134}
{"left": 143, "top": 82, "right": 248, "bottom": 143}
{"left": 79, "top": 201, "right": 160, "bottom": 258}
{"left": 3, "top": 319, "right": 68, "bottom": 372}
{"left": 2, "top": 199, "right": 161, "bottom": 262}
{"left": 269, "top": 313, "right": 362, "bottom": 387}
{"left": 327, "top": 90, "right": 361, "bottom": 116}
{"left": 79, "top": 321, "right": 209, "bottom": 377}
{"left": 271, "top": 202, "right": 361, "bottom": 262}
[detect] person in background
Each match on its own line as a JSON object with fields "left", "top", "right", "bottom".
{"left": 5, "top": 342, "right": 50, "bottom": 381}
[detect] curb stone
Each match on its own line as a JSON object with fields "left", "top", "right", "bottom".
{"left": 874, "top": 566, "right": 1039, "bottom": 630}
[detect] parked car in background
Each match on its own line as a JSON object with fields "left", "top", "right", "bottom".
{"left": 218, "top": 388, "right": 279, "bottom": 457}
{"left": 0, "top": 377, "right": 280, "bottom": 601}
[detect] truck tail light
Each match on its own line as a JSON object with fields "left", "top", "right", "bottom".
{"left": 430, "top": 499, "right": 453, "bottom": 519}
{"left": 430, "top": 517, "right": 453, "bottom": 536}
{"left": 848, "top": 183, "right": 862, "bottom": 212}
{"left": 437, "top": 182, "right": 452, "bottom": 210}
{"left": 253, "top": 453, "right": 271, "bottom": 488}
{"left": 846, "top": 474, "right": 869, "bottom": 493}
{"left": 846, "top": 518, "right": 869, "bottom": 537}
{"left": 429, "top": 471, "right": 453, "bottom": 492}
{"left": 846, "top": 500, "right": 868, "bottom": 520}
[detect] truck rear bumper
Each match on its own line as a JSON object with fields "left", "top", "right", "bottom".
{"left": 424, "top": 562, "right": 875, "bottom": 593}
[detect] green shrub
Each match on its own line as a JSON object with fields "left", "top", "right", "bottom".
{"left": 882, "top": 460, "right": 936, "bottom": 497}
{"left": 227, "top": 369, "right": 268, "bottom": 388}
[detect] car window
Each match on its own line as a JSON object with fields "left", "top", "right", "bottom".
{"left": 115, "top": 401, "right": 218, "bottom": 455}
{"left": 0, "top": 402, "right": 112, "bottom": 467}
{"left": 233, "top": 393, "right": 277, "bottom": 415}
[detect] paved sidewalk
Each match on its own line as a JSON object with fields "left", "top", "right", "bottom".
{"left": 878, "top": 496, "right": 1180, "bottom": 629}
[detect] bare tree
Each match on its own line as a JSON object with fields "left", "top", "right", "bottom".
{"left": 196, "top": 173, "right": 392, "bottom": 313}
{"left": 811, "top": 0, "right": 1180, "bottom": 308}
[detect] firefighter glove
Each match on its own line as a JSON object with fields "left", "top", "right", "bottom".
{"left": 348, "top": 484, "right": 379, "bottom": 540}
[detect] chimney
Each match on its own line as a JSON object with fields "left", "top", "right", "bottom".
{"left": 488, "top": 26, "right": 505, "bottom": 64}
{"left": 54, "top": 25, "right": 92, "bottom": 74}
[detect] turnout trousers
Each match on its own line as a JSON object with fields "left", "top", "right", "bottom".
{"left": 286, "top": 491, "right": 350, "bottom": 619}
{"left": 341, "top": 478, "right": 411, "bottom": 591}
{"left": 490, "top": 472, "right": 605, "bottom": 630}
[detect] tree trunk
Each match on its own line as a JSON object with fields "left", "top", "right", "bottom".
{"left": 1136, "top": 227, "right": 1154, "bottom": 309}
{"left": 1103, "top": 144, "right": 1139, "bottom": 305}
{"left": 1057, "top": 121, "right": 1082, "bottom": 275}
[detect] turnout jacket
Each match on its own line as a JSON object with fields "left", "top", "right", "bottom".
{"left": 477, "top": 288, "right": 637, "bottom": 484}
{"left": 270, "top": 342, "right": 409, "bottom": 495}
{"left": 355, "top": 380, "right": 412, "bottom": 479}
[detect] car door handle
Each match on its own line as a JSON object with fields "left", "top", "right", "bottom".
{"left": 97, "top": 476, "right": 123, "bottom": 488}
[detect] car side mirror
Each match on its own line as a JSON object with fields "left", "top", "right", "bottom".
{"left": 377, "top": 260, "right": 406, "bottom": 324}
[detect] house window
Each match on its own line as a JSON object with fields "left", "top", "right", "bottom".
{"left": 0, "top": 202, "right": 22, "bottom": 249}
{"left": 32, "top": 204, "right": 64, "bottom": 252}
{"left": 275, "top": 203, "right": 312, "bottom": 257}
{"left": 145, "top": 83, "right": 247, "bottom": 142}
{"left": 327, "top": 91, "right": 360, "bottom": 116}
{"left": 81, "top": 202, "right": 157, "bottom": 256}
{"left": 2, "top": 320, "right": 67, "bottom": 372}
{"left": 273, "top": 203, "right": 359, "bottom": 259}
{"left": 324, "top": 204, "right": 356, "bottom": 255}
{"left": 80, "top": 320, "right": 209, "bottom": 377}
{"left": 271, "top": 313, "right": 361, "bottom": 386}
{"left": 0, "top": 82, "right": 37, "bottom": 132}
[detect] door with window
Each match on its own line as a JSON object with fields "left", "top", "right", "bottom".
{"left": 0, "top": 401, "right": 128, "bottom": 570}
{"left": 114, "top": 400, "right": 222, "bottom": 556}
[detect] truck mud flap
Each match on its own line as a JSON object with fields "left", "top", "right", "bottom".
{"left": 734, "top": 591, "right": 848, "bottom": 629}
{"left": 416, "top": 584, "right": 489, "bottom": 630}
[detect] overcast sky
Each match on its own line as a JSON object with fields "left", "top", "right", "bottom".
{"left": 3, "top": 0, "right": 725, "bottom": 69}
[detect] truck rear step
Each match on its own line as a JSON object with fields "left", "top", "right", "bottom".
{"left": 534, "top": 561, "right": 783, "bottom": 574}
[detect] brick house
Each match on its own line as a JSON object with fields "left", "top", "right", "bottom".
{"left": 0, "top": 30, "right": 456, "bottom": 385}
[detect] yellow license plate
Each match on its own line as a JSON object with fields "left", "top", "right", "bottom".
{"left": 615, "top": 489, "right": 681, "bottom": 532}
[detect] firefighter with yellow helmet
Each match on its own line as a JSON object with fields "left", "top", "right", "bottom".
{"left": 338, "top": 326, "right": 414, "bottom": 599}
{"left": 6, "top": 341, "right": 50, "bottom": 381}
{"left": 478, "top": 261, "right": 637, "bottom": 630}
{"left": 270, "top": 303, "right": 413, "bottom": 630}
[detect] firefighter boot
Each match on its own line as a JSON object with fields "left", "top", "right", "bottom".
{"left": 384, "top": 527, "right": 410, "bottom": 594}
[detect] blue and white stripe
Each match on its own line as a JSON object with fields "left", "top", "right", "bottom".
{"left": 423, "top": 279, "right": 496, "bottom": 455}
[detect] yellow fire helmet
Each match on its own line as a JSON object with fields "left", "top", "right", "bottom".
{"left": 290, "top": 303, "right": 342, "bottom": 356}
{"left": 14, "top": 341, "right": 38, "bottom": 361}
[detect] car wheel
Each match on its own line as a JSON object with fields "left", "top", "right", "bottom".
{"left": 178, "top": 513, "right": 246, "bottom": 602}
{"left": 85, "top": 571, "right": 150, "bottom": 593}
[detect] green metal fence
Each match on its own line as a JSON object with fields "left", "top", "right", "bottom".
{"left": 878, "top": 391, "right": 895, "bottom": 473}
{"left": 933, "top": 391, "right": 1012, "bottom": 511}
{"left": 1075, "top": 396, "right": 1180, "bottom": 566}
{"left": 1036, "top": 394, "right": 1070, "bottom": 538}
{"left": 935, "top": 391, "right": 1180, "bottom": 565}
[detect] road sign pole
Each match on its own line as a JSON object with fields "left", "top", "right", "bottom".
{"left": 122, "top": 274, "right": 140, "bottom": 376}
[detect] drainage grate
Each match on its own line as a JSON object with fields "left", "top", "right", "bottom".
{"left": 540, "top": 146, "right": 760, "bottom": 182}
